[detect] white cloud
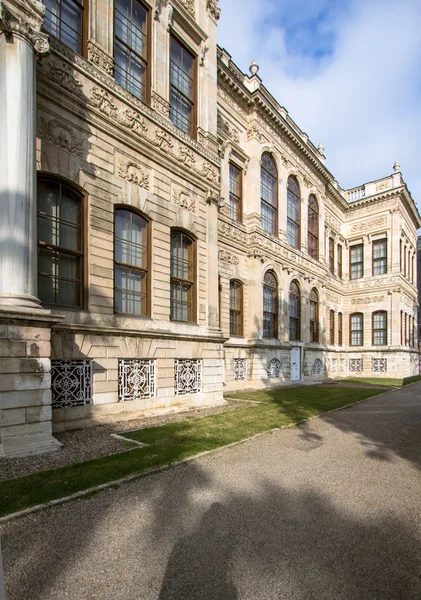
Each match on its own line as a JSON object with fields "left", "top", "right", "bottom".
{"left": 218, "top": 0, "right": 421, "bottom": 209}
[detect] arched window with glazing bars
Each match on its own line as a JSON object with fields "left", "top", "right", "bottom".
{"left": 287, "top": 176, "right": 301, "bottom": 249}
{"left": 263, "top": 271, "right": 278, "bottom": 338}
{"left": 309, "top": 288, "right": 319, "bottom": 342}
{"left": 260, "top": 154, "right": 278, "bottom": 236}
{"left": 307, "top": 195, "right": 318, "bottom": 259}
{"left": 289, "top": 280, "right": 301, "bottom": 340}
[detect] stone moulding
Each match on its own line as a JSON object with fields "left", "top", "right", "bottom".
{"left": 39, "top": 116, "right": 84, "bottom": 156}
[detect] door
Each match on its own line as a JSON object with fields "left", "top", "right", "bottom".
{"left": 291, "top": 347, "right": 301, "bottom": 381}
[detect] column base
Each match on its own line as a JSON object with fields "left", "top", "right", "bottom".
{"left": 0, "top": 293, "right": 42, "bottom": 310}
{"left": 0, "top": 431, "right": 62, "bottom": 458}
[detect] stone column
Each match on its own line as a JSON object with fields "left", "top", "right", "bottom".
{"left": 0, "top": 0, "right": 49, "bottom": 309}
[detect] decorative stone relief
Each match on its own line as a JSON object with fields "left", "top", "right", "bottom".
{"left": 153, "top": 128, "right": 174, "bottom": 151}
{"left": 178, "top": 145, "right": 196, "bottom": 168}
{"left": 167, "top": 3, "right": 174, "bottom": 30}
{"left": 326, "top": 292, "right": 339, "bottom": 304}
{"left": 153, "top": 0, "right": 163, "bottom": 19}
{"left": 325, "top": 212, "right": 341, "bottom": 232}
{"left": 173, "top": 189, "right": 195, "bottom": 212}
{"left": 350, "top": 217, "right": 386, "bottom": 233}
{"left": 247, "top": 122, "right": 262, "bottom": 142}
{"left": 217, "top": 111, "right": 240, "bottom": 143}
{"left": 48, "top": 61, "right": 84, "bottom": 95}
{"left": 218, "top": 250, "right": 239, "bottom": 265}
{"left": 151, "top": 91, "right": 170, "bottom": 118}
{"left": 267, "top": 358, "right": 281, "bottom": 379}
{"left": 351, "top": 295, "right": 385, "bottom": 305}
{"left": 233, "top": 358, "right": 247, "bottom": 381}
{"left": 118, "top": 160, "right": 149, "bottom": 189}
{"left": 199, "top": 41, "right": 208, "bottom": 67}
{"left": 372, "top": 358, "right": 387, "bottom": 373}
{"left": 201, "top": 162, "right": 219, "bottom": 184}
{"left": 90, "top": 86, "right": 118, "bottom": 117}
{"left": 180, "top": 0, "right": 195, "bottom": 16}
{"left": 218, "top": 221, "right": 247, "bottom": 244}
{"left": 87, "top": 41, "right": 114, "bottom": 75}
{"left": 39, "top": 117, "right": 84, "bottom": 156}
{"left": 206, "top": 0, "right": 220, "bottom": 20}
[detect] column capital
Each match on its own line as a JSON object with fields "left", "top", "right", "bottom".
{"left": 0, "top": 0, "right": 49, "bottom": 55}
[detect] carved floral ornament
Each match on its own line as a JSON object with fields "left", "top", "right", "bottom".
{"left": 0, "top": 0, "right": 49, "bottom": 54}
{"left": 118, "top": 160, "right": 149, "bottom": 189}
{"left": 87, "top": 41, "right": 113, "bottom": 75}
{"left": 206, "top": 0, "right": 220, "bottom": 20}
{"left": 350, "top": 216, "right": 386, "bottom": 233}
{"left": 173, "top": 189, "right": 195, "bottom": 212}
{"left": 351, "top": 295, "right": 385, "bottom": 305}
{"left": 39, "top": 116, "right": 84, "bottom": 156}
{"left": 218, "top": 250, "right": 239, "bottom": 265}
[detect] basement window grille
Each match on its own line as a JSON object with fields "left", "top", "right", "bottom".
{"left": 51, "top": 359, "right": 92, "bottom": 409}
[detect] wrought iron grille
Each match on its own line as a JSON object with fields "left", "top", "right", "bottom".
{"left": 340, "top": 359, "right": 345, "bottom": 372}
{"left": 233, "top": 358, "right": 247, "bottom": 381}
{"left": 372, "top": 358, "right": 387, "bottom": 373}
{"left": 267, "top": 358, "right": 281, "bottom": 378}
{"left": 331, "top": 358, "right": 337, "bottom": 373}
{"left": 51, "top": 359, "right": 92, "bottom": 409}
{"left": 174, "top": 359, "right": 202, "bottom": 395}
{"left": 118, "top": 359, "right": 156, "bottom": 401}
{"left": 312, "top": 358, "right": 323, "bottom": 375}
{"left": 349, "top": 358, "right": 363, "bottom": 373}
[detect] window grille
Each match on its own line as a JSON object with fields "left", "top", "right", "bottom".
{"left": 233, "top": 358, "right": 247, "bottom": 381}
{"left": 331, "top": 358, "right": 337, "bottom": 372}
{"left": 51, "top": 359, "right": 92, "bottom": 409}
{"left": 312, "top": 358, "right": 323, "bottom": 375}
{"left": 349, "top": 358, "right": 363, "bottom": 373}
{"left": 118, "top": 359, "right": 156, "bottom": 401}
{"left": 267, "top": 357, "right": 281, "bottom": 378}
{"left": 174, "top": 359, "right": 202, "bottom": 395}
{"left": 372, "top": 358, "right": 387, "bottom": 373}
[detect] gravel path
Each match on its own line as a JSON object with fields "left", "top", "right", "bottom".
{"left": 0, "top": 399, "right": 251, "bottom": 481}
{"left": 1, "top": 383, "right": 420, "bottom": 599}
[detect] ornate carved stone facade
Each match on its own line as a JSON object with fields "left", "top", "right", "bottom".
{"left": 0, "top": 0, "right": 419, "bottom": 457}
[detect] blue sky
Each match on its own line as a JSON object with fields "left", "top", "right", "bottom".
{"left": 217, "top": 0, "right": 421, "bottom": 209}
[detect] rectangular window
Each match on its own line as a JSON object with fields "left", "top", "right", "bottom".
{"left": 170, "top": 36, "right": 195, "bottom": 135}
{"left": 373, "top": 312, "right": 387, "bottom": 345}
{"left": 400, "top": 311, "right": 403, "bottom": 345}
{"left": 329, "top": 238, "right": 335, "bottom": 274}
{"left": 400, "top": 240, "right": 402, "bottom": 272}
{"left": 350, "top": 244, "right": 364, "bottom": 280}
{"left": 373, "top": 239, "right": 387, "bottom": 275}
{"left": 337, "top": 244, "right": 342, "bottom": 279}
{"left": 44, "top": 0, "right": 84, "bottom": 54}
{"left": 338, "top": 312, "right": 343, "bottom": 346}
{"left": 229, "top": 163, "right": 242, "bottom": 222}
{"left": 170, "top": 231, "right": 194, "bottom": 322}
{"left": 229, "top": 281, "right": 243, "bottom": 337}
{"left": 350, "top": 313, "right": 363, "bottom": 346}
{"left": 115, "top": 0, "right": 149, "bottom": 102}
{"left": 330, "top": 310, "right": 335, "bottom": 344}
{"left": 412, "top": 255, "right": 415, "bottom": 284}
{"left": 404, "top": 312, "right": 408, "bottom": 345}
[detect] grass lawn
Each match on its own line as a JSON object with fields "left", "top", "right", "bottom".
{"left": 0, "top": 385, "right": 386, "bottom": 518}
{"left": 336, "top": 375, "right": 421, "bottom": 388}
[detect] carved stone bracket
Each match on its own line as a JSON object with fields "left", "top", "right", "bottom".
{"left": 207, "top": 189, "right": 224, "bottom": 208}
{"left": 0, "top": 0, "right": 49, "bottom": 54}
{"left": 248, "top": 250, "right": 265, "bottom": 263}
{"left": 167, "top": 3, "right": 173, "bottom": 30}
{"left": 180, "top": 0, "right": 195, "bottom": 17}
{"left": 199, "top": 41, "right": 208, "bottom": 67}
{"left": 87, "top": 41, "right": 113, "bottom": 75}
{"left": 206, "top": 0, "right": 220, "bottom": 20}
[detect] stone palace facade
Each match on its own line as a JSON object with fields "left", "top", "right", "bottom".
{"left": 1, "top": 0, "right": 419, "bottom": 456}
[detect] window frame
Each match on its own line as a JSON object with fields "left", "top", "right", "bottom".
{"left": 37, "top": 174, "right": 86, "bottom": 310}
{"left": 349, "top": 312, "right": 364, "bottom": 346}
{"left": 337, "top": 244, "right": 342, "bottom": 279}
{"left": 350, "top": 243, "right": 364, "bottom": 280}
{"left": 289, "top": 280, "right": 301, "bottom": 341}
{"left": 372, "top": 239, "right": 387, "bottom": 276}
{"left": 229, "top": 279, "right": 243, "bottom": 337}
{"left": 330, "top": 310, "right": 335, "bottom": 345}
{"left": 228, "top": 162, "right": 242, "bottom": 223}
{"left": 170, "top": 229, "right": 196, "bottom": 323}
{"left": 372, "top": 311, "right": 387, "bottom": 346}
{"left": 114, "top": 0, "right": 151, "bottom": 103}
{"left": 309, "top": 288, "right": 319, "bottom": 343}
{"left": 260, "top": 153, "right": 278, "bottom": 236}
{"left": 307, "top": 195, "right": 318, "bottom": 260}
{"left": 329, "top": 238, "right": 335, "bottom": 275}
{"left": 338, "top": 312, "right": 343, "bottom": 346}
{"left": 263, "top": 270, "right": 278, "bottom": 339}
{"left": 169, "top": 33, "right": 197, "bottom": 137}
{"left": 287, "top": 176, "right": 301, "bottom": 250}
{"left": 43, "top": 0, "right": 88, "bottom": 56}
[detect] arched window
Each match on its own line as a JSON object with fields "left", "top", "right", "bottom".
{"left": 373, "top": 311, "right": 387, "bottom": 345}
{"left": 261, "top": 154, "right": 278, "bottom": 236}
{"left": 309, "top": 289, "right": 319, "bottom": 342}
{"left": 350, "top": 313, "right": 363, "bottom": 346}
{"left": 230, "top": 280, "right": 243, "bottom": 336}
{"left": 263, "top": 271, "right": 278, "bottom": 338}
{"left": 307, "top": 195, "right": 318, "bottom": 259}
{"left": 287, "top": 176, "right": 301, "bottom": 249}
{"left": 114, "top": 209, "right": 149, "bottom": 315}
{"left": 37, "top": 176, "right": 84, "bottom": 308}
{"left": 289, "top": 281, "right": 301, "bottom": 341}
{"left": 170, "top": 230, "right": 195, "bottom": 322}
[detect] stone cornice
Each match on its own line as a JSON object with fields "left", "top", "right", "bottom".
{"left": 0, "top": 0, "right": 49, "bottom": 54}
